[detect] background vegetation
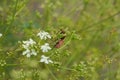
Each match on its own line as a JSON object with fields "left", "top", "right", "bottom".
{"left": 0, "top": 0, "right": 120, "bottom": 80}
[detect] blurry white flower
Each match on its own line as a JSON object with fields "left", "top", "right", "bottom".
{"left": 31, "top": 49, "right": 37, "bottom": 56}
{"left": 37, "top": 31, "right": 51, "bottom": 40}
{"left": 22, "top": 38, "right": 36, "bottom": 49}
{"left": 22, "top": 49, "right": 31, "bottom": 57}
{"left": 40, "top": 55, "right": 53, "bottom": 64}
{"left": 0, "top": 33, "right": 2, "bottom": 37}
{"left": 23, "top": 38, "right": 36, "bottom": 45}
{"left": 22, "top": 49, "right": 37, "bottom": 57}
{"left": 41, "top": 43, "right": 51, "bottom": 52}
{"left": 22, "top": 38, "right": 37, "bottom": 57}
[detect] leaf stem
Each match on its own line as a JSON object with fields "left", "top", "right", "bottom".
{"left": 46, "top": 65, "right": 58, "bottom": 80}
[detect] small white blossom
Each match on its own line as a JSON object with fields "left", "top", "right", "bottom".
{"left": 0, "top": 33, "right": 2, "bottom": 38}
{"left": 37, "top": 31, "right": 51, "bottom": 40}
{"left": 22, "top": 38, "right": 36, "bottom": 49}
{"left": 23, "top": 38, "right": 36, "bottom": 45}
{"left": 22, "top": 49, "right": 37, "bottom": 57}
{"left": 41, "top": 43, "right": 51, "bottom": 52}
{"left": 31, "top": 49, "right": 37, "bottom": 56}
{"left": 22, "top": 38, "right": 37, "bottom": 57}
{"left": 40, "top": 55, "right": 53, "bottom": 64}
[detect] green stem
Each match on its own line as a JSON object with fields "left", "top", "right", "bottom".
{"left": 79, "top": 10, "right": 120, "bottom": 32}
{"left": 46, "top": 65, "right": 58, "bottom": 80}
{"left": 4, "top": 0, "right": 19, "bottom": 35}
{"left": 60, "top": 67, "right": 75, "bottom": 71}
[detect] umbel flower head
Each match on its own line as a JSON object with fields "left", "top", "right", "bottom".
{"left": 40, "top": 55, "right": 53, "bottom": 64}
{"left": 22, "top": 38, "right": 37, "bottom": 57}
{"left": 0, "top": 33, "right": 2, "bottom": 38}
{"left": 22, "top": 38, "right": 36, "bottom": 49}
{"left": 41, "top": 43, "right": 51, "bottom": 52}
{"left": 37, "top": 31, "right": 51, "bottom": 40}
{"left": 22, "top": 49, "right": 37, "bottom": 57}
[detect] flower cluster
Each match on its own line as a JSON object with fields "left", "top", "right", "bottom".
{"left": 40, "top": 55, "right": 53, "bottom": 64}
{"left": 41, "top": 43, "right": 51, "bottom": 52}
{"left": 37, "top": 31, "right": 53, "bottom": 64}
{"left": 37, "top": 31, "right": 51, "bottom": 40}
{"left": 22, "top": 38, "right": 36, "bottom": 49}
{"left": 22, "top": 38, "right": 37, "bottom": 57}
{"left": 22, "top": 31, "right": 53, "bottom": 64}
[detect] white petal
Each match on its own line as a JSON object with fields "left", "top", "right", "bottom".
{"left": 22, "top": 44, "right": 29, "bottom": 49}
{"left": 37, "top": 31, "right": 51, "bottom": 40}
{"left": 0, "top": 33, "right": 2, "bottom": 37}
{"left": 45, "top": 60, "right": 49, "bottom": 64}
{"left": 22, "top": 49, "right": 30, "bottom": 55}
{"left": 22, "top": 51, "right": 26, "bottom": 55}
{"left": 40, "top": 43, "right": 51, "bottom": 53}
{"left": 31, "top": 49, "right": 37, "bottom": 56}
{"left": 48, "top": 60, "right": 53, "bottom": 63}
{"left": 40, "top": 58, "right": 45, "bottom": 62}
{"left": 40, "top": 55, "right": 53, "bottom": 64}
{"left": 26, "top": 54, "right": 31, "bottom": 57}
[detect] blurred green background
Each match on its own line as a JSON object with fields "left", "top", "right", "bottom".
{"left": 0, "top": 0, "right": 120, "bottom": 80}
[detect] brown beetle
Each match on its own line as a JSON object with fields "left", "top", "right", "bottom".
{"left": 55, "top": 29, "right": 66, "bottom": 48}
{"left": 55, "top": 36, "right": 66, "bottom": 48}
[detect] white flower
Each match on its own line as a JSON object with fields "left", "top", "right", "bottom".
{"left": 41, "top": 43, "right": 51, "bottom": 52}
{"left": 22, "top": 49, "right": 31, "bottom": 57}
{"left": 22, "top": 38, "right": 36, "bottom": 49}
{"left": 22, "top": 38, "right": 37, "bottom": 57}
{"left": 31, "top": 49, "right": 37, "bottom": 56}
{"left": 0, "top": 33, "right": 2, "bottom": 37}
{"left": 40, "top": 55, "right": 53, "bottom": 64}
{"left": 23, "top": 38, "right": 36, "bottom": 45}
{"left": 22, "top": 49, "right": 37, "bottom": 57}
{"left": 37, "top": 31, "right": 51, "bottom": 40}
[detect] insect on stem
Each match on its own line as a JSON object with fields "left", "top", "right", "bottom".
{"left": 55, "top": 29, "right": 66, "bottom": 48}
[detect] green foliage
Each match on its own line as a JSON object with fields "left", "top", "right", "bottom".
{"left": 0, "top": 0, "right": 120, "bottom": 80}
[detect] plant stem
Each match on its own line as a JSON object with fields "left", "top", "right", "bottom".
{"left": 46, "top": 65, "right": 58, "bottom": 80}
{"left": 4, "top": 0, "right": 19, "bottom": 35}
